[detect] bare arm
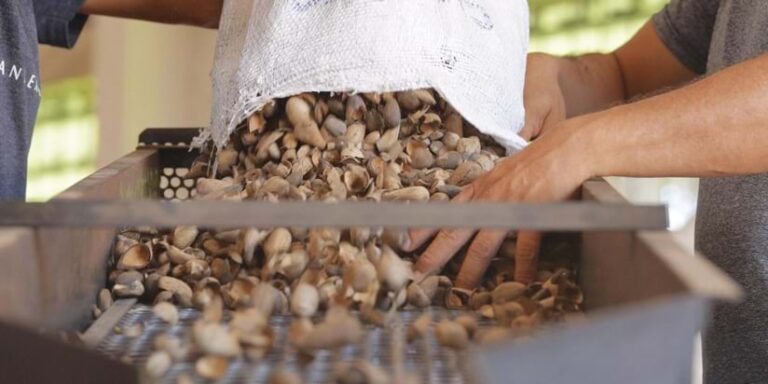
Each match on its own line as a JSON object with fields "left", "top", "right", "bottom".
{"left": 522, "top": 22, "right": 696, "bottom": 138}
{"left": 411, "top": 51, "right": 768, "bottom": 287}
{"left": 80, "top": 0, "right": 223, "bottom": 28}
{"left": 564, "top": 22, "right": 697, "bottom": 114}
{"left": 586, "top": 52, "right": 768, "bottom": 178}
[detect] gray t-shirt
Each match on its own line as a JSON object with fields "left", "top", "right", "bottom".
{"left": 653, "top": 1, "right": 768, "bottom": 383}
{"left": 0, "top": 0, "right": 87, "bottom": 200}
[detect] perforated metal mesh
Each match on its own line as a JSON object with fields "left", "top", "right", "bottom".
{"left": 136, "top": 139, "right": 198, "bottom": 202}
{"left": 95, "top": 304, "right": 489, "bottom": 384}
{"left": 159, "top": 167, "right": 197, "bottom": 202}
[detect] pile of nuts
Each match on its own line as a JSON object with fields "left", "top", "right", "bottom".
{"left": 97, "top": 90, "right": 583, "bottom": 382}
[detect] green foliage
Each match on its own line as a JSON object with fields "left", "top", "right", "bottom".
{"left": 530, "top": 0, "right": 667, "bottom": 55}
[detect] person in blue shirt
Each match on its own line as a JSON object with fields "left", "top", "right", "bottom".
{"left": 0, "top": 0, "right": 222, "bottom": 200}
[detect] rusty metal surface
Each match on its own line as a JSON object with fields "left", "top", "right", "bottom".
{"left": 56, "top": 149, "right": 160, "bottom": 201}
{"left": 579, "top": 181, "right": 742, "bottom": 310}
{"left": 82, "top": 298, "right": 138, "bottom": 348}
{"left": 477, "top": 295, "right": 707, "bottom": 384}
{"left": 94, "top": 304, "right": 492, "bottom": 384}
{"left": 0, "top": 228, "right": 44, "bottom": 327}
{"left": 0, "top": 200, "right": 668, "bottom": 230}
{"left": 0, "top": 149, "right": 160, "bottom": 332}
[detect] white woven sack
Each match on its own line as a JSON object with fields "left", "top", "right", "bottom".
{"left": 201, "top": 0, "right": 530, "bottom": 152}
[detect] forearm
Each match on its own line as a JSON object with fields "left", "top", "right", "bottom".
{"left": 555, "top": 53, "right": 627, "bottom": 118}
{"left": 549, "top": 22, "right": 697, "bottom": 120}
{"left": 80, "top": 0, "right": 222, "bottom": 28}
{"left": 580, "top": 53, "right": 768, "bottom": 178}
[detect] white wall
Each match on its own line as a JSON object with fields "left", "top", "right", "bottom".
{"left": 92, "top": 18, "right": 217, "bottom": 166}
{"left": 40, "top": 17, "right": 218, "bottom": 167}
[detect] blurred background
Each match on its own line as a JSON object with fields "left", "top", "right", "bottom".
{"left": 33, "top": 0, "right": 695, "bottom": 250}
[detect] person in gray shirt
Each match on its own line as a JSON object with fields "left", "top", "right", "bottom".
{"left": 0, "top": 0, "right": 222, "bottom": 200}
{"left": 410, "top": 1, "right": 768, "bottom": 382}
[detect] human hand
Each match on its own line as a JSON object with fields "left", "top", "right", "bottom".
{"left": 405, "top": 119, "right": 592, "bottom": 287}
{"left": 519, "top": 53, "right": 569, "bottom": 140}
{"left": 404, "top": 53, "right": 571, "bottom": 287}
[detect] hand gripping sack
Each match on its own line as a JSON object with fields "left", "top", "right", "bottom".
{"left": 201, "top": 0, "right": 530, "bottom": 152}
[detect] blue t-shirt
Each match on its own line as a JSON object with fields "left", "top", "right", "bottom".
{"left": 0, "top": 0, "right": 87, "bottom": 200}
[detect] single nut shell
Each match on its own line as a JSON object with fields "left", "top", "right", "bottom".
{"left": 435, "top": 319, "right": 469, "bottom": 350}
{"left": 454, "top": 314, "right": 479, "bottom": 338}
{"left": 444, "top": 288, "right": 471, "bottom": 309}
{"left": 493, "top": 302, "right": 525, "bottom": 326}
{"left": 286, "top": 96, "right": 313, "bottom": 126}
{"left": 382, "top": 186, "right": 430, "bottom": 202}
{"left": 263, "top": 228, "right": 292, "bottom": 257}
{"left": 475, "top": 326, "right": 511, "bottom": 345}
{"left": 407, "top": 312, "right": 432, "bottom": 343}
{"left": 145, "top": 351, "right": 172, "bottom": 379}
{"left": 294, "top": 121, "right": 327, "bottom": 149}
{"left": 469, "top": 291, "right": 492, "bottom": 310}
{"left": 298, "top": 307, "right": 363, "bottom": 352}
{"left": 117, "top": 243, "right": 152, "bottom": 270}
{"left": 267, "top": 369, "right": 302, "bottom": 384}
{"left": 410, "top": 147, "right": 435, "bottom": 169}
{"left": 290, "top": 283, "right": 319, "bottom": 318}
{"left": 333, "top": 359, "right": 390, "bottom": 384}
{"left": 113, "top": 280, "right": 145, "bottom": 298}
{"left": 322, "top": 115, "right": 347, "bottom": 137}
{"left": 376, "top": 126, "right": 400, "bottom": 152}
{"left": 153, "top": 302, "right": 179, "bottom": 325}
{"left": 382, "top": 98, "right": 401, "bottom": 128}
{"left": 406, "top": 283, "right": 430, "bottom": 308}
{"left": 396, "top": 91, "right": 421, "bottom": 111}
{"left": 435, "top": 151, "right": 462, "bottom": 169}
{"left": 345, "top": 95, "right": 367, "bottom": 123}
{"left": 195, "top": 355, "right": 229, "bottom": 381}
{"left": 491, "top": 282, "right": 527, "bottom": 304}
{"left": 158, "top": 276, "right": 193, "bottom": 306}
{"left": 193, "top": 322, "right": 242, "bottom": 357}
{"left": 375, "top": 246, "right": 413, "bottom": 292}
